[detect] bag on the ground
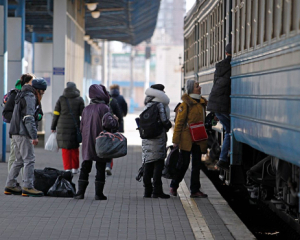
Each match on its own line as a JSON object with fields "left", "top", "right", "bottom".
{"left": 135, "top": 163, "right": 145, "bottom": 182}
{"left": 45, "top": 132, "right": 59, "bottom": 152}
{"left": 96, "top": 130, "right": 127, "bottom": 158}
{"left": 138, "top": 103, "right": 163, "bottom": 139}
{"left": 34, "top": 167, "right": 75, "bottom": 195}
{"left": 47, "top": 176, "right": 75, "bottom": 198}
{"left": 47, "top": 176, "right": 76, "bottom": 198}
{"left": 162, "top": 146, "right": 182, "bottom": 179}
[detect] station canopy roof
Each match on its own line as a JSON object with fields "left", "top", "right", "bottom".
{"left": 19, "top": 0, "right": 160, "bottom": 46}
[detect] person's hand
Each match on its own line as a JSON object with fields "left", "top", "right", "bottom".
{"left": 32, "top": 139, "right": 39, "bottom": 146}
{"left": 113, "top": 115, "right": 119, "bottom": 121}
{"left": 173, "top": 143, "right": 178, "bottom": 148}
{"left": 51, "top": 130, "right": 56, "bottom": 133}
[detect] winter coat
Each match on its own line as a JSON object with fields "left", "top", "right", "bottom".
{"left": 142, "top": 88, "right": 172, "bottom": 163}
{"left": 172, "top": 94, "right": 207, "bottom": 153}
{"left": 109, "top": 97, "right": 123, "bottom": 129}
{"left": 207, "top": 56, "right": 231, "bottom": 114}
{"left": 9, "top": 85, "right": 38, "bottom": 140}
{"left": 81, "top": 84, "right": 119, "bottom": 162}
{"left": 51, "top": 87, "right": 84, "bottom": 149}
{"left": 111, "top": 89, "right": 128, "bottom": 132}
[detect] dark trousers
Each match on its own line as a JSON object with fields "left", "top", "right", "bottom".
{"left": 170, "top": 144, "right": 202, "bottom": 194}
{"left": 79, "top": 160, "right": 106, "bottom": 182}
{"left": 143, "top": 159, "right": 164, "bottom": 193}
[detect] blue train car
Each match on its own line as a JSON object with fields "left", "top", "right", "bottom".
{"left": 184, "top": 0, "right": 300, "bottom": 226}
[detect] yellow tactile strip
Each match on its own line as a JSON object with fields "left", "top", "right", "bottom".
{"left": 177, "top": 180, "right": 214, "bottom": 240}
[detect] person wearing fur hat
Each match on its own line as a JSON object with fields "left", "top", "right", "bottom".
{"left": 142, "top": 84, "right": 172, "bottom": 199}
{"left": 51, "top": 82, "right": 85, "bottom": 174}
{"left": 170, "top": 79, "right": 208, "bottom": 198}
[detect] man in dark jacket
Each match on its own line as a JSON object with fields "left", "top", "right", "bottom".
{"left": 110, "top": 84, "right": 128, "bottom": 132}
{"left": 4, "top": 76, "right": 44, "bottom": 197}
{"left": 207, "top": 43, "right": 232, "bottom": 170}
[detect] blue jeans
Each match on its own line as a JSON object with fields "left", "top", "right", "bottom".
{"left": 215, "top": 113, "right": 230, "bottom": 162}
{"left": 170, "top": 144, "right": 202, "bottom": 194}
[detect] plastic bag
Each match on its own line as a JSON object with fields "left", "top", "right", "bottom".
{"left": 47, "top": 176, "right": 76, "bottom": 198}
{"left": 34, "top": 167, "right": 75, "bottom": 195}
{"left": 45, "top": 132, "right": 59, "bottom": 152}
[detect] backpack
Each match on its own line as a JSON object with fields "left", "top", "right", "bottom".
{"left": 2, "top": 89, "right": 19, "bottom": 123}
{"left": 162, "top": 146, "right": 182, "bottom": 179}
{"left": 138, "top": 102, "right": 163, "bottom": 139}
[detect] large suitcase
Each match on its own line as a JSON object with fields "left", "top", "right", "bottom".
{"left": 34, "top": 167, "right": 75, "bottom": 195}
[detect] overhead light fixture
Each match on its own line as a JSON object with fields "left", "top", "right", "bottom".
{"left": 83, "top": 35, "right": 90, "bottom": 41}
{"left": 86, "top": 3, "right": 98, "bottom": 11}
{"left": 87, "top": 39, "right": 93, "bottom": 45}
{"left": 91, "top": 11, "right": 100, "bottom": 19}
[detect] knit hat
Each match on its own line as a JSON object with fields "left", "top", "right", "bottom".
{"left": 32, "top": 78, "right": 47, "bottom": 90}
{"left": 186, "top": 79, "right": 195, "bottom": 94}
{"left": 15, "top": 79, "right": 22, "bottom": 90}
{"left": 67, "top": 82, "right": 76, "bottom": 88}
{"left": 225, "top": 43, "right": 232, "bottom": 55}
{"left": 150, "top": 84, "right": 165, "bottom": 92}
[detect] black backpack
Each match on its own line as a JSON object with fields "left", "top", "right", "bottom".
{"left": 139, "top": 102, "right": 163, "bottom": 139}
{"left": 162, "top": 146, "right": 182, "bottom": 179}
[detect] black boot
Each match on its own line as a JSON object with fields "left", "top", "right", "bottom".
{"left": 74, "top": 180, "right": 89, "bottom": 199}
{"left": 95, "top": 181, "right": 107, "bottom": 200}
{"left": 143, "top": 184, "right": 153, "bottom": 198}
{"left": 152, "top": 186, "right": 170, "bottom": 199}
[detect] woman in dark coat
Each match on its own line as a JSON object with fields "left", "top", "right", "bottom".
{"left": 74, "top": 84, "right": 118, "bottom": 200}
{"left": 51, "top": 82, "right": 84, "bottom": 173}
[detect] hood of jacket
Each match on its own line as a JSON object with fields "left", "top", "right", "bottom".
{"left": 181, "top": 93, "right": 206, "bottom": 107}
{"left": 145, "top": 88, "right": 170, "bottom": 105}
{"left": 63, "top": 86, "right": 80, "bottom": 98}
{"left": 15, "top": 79, "right": 22, "bottom": 90}
{"left": 15, "top": 84, "right": 35, "bottom": 103}
{"left": 215, "top": 56, "right": 231, "bottom": 78}
{"left": 111, "top": 88, "right": 120, "bottom": 97}
{"left": 89, "top": 84, "right": 109, "bottom": 104}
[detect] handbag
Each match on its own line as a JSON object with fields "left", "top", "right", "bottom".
{"left": 64, "top": 97, "right": 82, "bottom": 143}
{"left": 95, "top": 130, "right": 127, "bottom": 158}
{"left": 188, "top": 121, "right": 208, "bottom": 142}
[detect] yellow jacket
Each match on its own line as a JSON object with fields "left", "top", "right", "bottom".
{"left": 172, "top": 94, "right": 207, "bottom": 153}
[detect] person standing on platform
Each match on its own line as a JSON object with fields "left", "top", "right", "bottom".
{"left": 110, "top": 84, "right": 128, "bottom": 132}
{"left": 74, "top": 84, "right": 118, "bottom": 200}
{"left": 4, "top": 76, "right": 45, "bottom": 197}
{"left": 51, "top": 82, "right": 84, "bottom": 174}
{"left": 142, "top": 84, "right": 172, "bottom": 199}
{"left": 170, "top": 79, "right": 208, "bottom": 198}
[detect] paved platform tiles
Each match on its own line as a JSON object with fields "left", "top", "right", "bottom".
{"left": 0, "top": 114, "right": 255, "bottom": 240}
{"left": 0, "top": 145, "right": 255, "bottom": 240}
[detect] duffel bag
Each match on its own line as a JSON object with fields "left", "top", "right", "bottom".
{"left": 96, "top": 130, "right": 127, "bottom": 159}
{"left": 34, "top": 167, "right": 75, "bottom": 195}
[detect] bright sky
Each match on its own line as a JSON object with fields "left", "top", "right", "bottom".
{"left": 186, "top": 0, "right": 196, "bottom": 13}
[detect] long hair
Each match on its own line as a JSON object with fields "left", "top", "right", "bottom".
{"left": 20, "top": 73, "right": 35, "bottom": 86}
{"left": 34, "top": 89, "right": 41, "bottom": 106}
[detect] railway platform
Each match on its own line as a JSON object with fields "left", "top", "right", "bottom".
{"left": 0, "top": 114, "right": 255, "bottom": 240}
